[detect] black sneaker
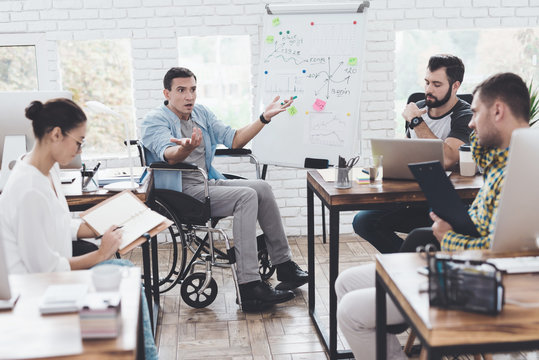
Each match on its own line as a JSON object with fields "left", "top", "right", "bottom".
{"left": 239, "top": 280, "right": 294, "bottom": 312}
{"left": 275, "top": 260, "right": 308, "bottom": 290}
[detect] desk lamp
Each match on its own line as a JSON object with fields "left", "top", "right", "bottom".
{"left": 85, "top": 101, "right": 138, "bottom": 190}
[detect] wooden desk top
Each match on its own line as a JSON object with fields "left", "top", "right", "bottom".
{"left": 307, "top": 170, "right": 483, "bottom": 207}
{"left": 62, "top": 170, "right": 149, "bottom": 210}
{"left": 376, "top": 252, "right": 539, "bottom": 348}
{"left": 0, "top": 268, "right": 141, "bottom": 360}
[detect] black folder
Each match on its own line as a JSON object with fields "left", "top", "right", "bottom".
{"left": 408, "top": 161, "right": 480, "bottom": 237}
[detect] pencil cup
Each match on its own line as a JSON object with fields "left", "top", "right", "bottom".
{"left": 334, "top": 165, "right": 351, "bottom": 189}
{"left": 81, "top": 170, "right": 99, "bottom": 192}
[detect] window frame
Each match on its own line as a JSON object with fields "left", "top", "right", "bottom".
{"left": 0, "top": 33, "right": 50, "bottom": 90}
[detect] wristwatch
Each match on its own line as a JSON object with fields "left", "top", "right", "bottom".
{"left": 408, "top": 117, "right": 423, "bottom": 129}
{"left": 259, "top": 113, "right": 270, "bottom": 124}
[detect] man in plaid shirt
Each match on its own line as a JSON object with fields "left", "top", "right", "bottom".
{"left": 335, "top": 72, "right": 531, "bottom": 360}
{"left": 401, "top": 72, "right": 531, "bottom": 252}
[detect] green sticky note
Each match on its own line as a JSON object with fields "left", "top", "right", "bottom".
{"left": 348, "top": 57, "right": 358, "bottom": 66}
{"left": 287, "top": 106, "right": 298, "bottom": 116}
{"left": 272, "top": 17, "right": 280, "bottom": 26}
{"left": 265, "top": 35, "right": 274, "bottom": 44}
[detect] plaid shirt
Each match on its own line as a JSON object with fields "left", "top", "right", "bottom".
{"left": 440, "top": 132, "right": 508, "bottom": 250}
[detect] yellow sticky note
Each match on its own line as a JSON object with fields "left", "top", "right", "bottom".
{"left": 265, "top": 35, "right": 274, "bottom": 44}
{"left": 272, "top": 17, "right": 280, "bottom": 26}
{"left": 348, "top": 57, "right": 358, "bottom": 66}
{"left": 287, "top": 106, "right": 298, "bottom": 116}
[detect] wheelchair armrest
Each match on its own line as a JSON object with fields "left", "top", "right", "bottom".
{"left": 149, "top": 161, "right": 198, "bottom": 171}
{"left": 214, "top": 148, "right": 262, "bottom": 179}
{"left": 215, "top": 148, "right": 252, "bottom": 156}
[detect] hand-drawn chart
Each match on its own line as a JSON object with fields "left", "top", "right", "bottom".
{"left": 254, "top": 9, "right": 368, "bottom": 168}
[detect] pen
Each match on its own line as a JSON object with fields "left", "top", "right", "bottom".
{"left": 92, "top": 161, "right": 101, "bottom": 173}
{"left": 362, "top": 169, "right": 369, "bottom": 175}
{"left": 95, "top": 226, "right": 124, "bottom": 240}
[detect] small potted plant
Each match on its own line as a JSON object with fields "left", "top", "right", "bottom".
{"left": 529, "top": 81, "right": 539, "bottom": 127}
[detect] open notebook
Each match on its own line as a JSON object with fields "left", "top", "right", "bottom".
{"left": 81, "top": 190, "right": 171, "bottom": 251}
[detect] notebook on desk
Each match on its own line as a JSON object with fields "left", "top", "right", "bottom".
{"left": 371, "top": 138, "right": 444, "bottom": 180}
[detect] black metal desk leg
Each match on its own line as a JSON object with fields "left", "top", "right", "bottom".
{"left": 375, "top": 273, "right": 387, "bottom": 360}
{"left": 307, "top": 185, "right": 315, "bottom": 312}
{"left": 141, "top": 240, "right": 154, "bottom": 335}
{"left": 150, "top": 235, "right": 160, "bottom": 316}
{"left": 328, "top": 209, "right": 340, "bottom": 359}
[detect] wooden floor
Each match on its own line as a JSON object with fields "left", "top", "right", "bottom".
{"left": 125, "top": 234, "right": 537, "bottom": 360}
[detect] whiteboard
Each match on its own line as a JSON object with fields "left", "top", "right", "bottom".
{"left": 253, "top": 4, "right": 368, "bottom": 168}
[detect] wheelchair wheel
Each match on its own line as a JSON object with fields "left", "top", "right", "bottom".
{"left": 152, "top": 198, "right": 188, "bottom": 294}
{"left": 180, "top": 272, "right": 218, "bottom": 308}
{"left": 257, "top": 234, "right": 275, "bottom": 280}
{"left": 258, "top": 248, "right": 275, "bottom": 281}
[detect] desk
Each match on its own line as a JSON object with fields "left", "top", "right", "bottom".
{"left": 0, "top": 268, "right": 142, "bottom": 359}
{"left": 375, "top": 251, "right": 539, "bottom": 359}
{"left": 61, "top": 172, "right": 160, "bottom": 335}
{"left": 62, "top": 171, "right": 149, "bottom": 212}
{"left": 306, "top": 170, "right": 482, "bottom": 359}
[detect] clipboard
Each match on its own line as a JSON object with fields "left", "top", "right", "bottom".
{"left": 408, "top": 161, "right": 480, "bottom": 237}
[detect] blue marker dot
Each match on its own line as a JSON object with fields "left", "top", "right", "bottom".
{"left": 302, "top": 69, "right": 306, "bottom": 73}
{"left": 264, "top": 70, "right": 268, "bottom": 74}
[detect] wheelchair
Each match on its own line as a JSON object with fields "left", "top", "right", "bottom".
{"left": 137, "top": 143, "right": 275, "bottom": 309}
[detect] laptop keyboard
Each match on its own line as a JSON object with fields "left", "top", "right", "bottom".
{"left": 487, "top": 256, "right": 539, "bottom": 274}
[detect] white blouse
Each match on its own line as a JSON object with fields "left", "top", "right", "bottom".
{"left": 0, "top": 159, "right": 81, "bottom": 274}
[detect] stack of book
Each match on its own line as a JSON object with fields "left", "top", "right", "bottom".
{"left": 79, "top": 293, "right": 122, "bottom": 339}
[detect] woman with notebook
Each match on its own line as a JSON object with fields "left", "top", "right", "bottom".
{"left": 0, "top": 98, "right": 157, "bottom": 360}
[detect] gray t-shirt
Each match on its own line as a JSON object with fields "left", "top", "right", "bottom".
{"left": 179, "top": 118, "right": 206, "bottom": 186}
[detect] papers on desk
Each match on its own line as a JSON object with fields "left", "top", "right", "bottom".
{"left": 80, "top": 292, "right": 122, "bottom": 339}
{"left": 98, "top": 167, "right": 148, "bottom": 186}
{"left": 39, "top": 284, "right": 88, "bottom": 314}
{"left": 318, "top": 168, "right": 370, "bottom": 184}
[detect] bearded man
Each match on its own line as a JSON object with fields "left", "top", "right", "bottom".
{"left": 353, "top": 54, "right": 473, "bottom": 254}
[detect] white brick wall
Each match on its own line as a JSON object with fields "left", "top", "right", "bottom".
{"left": 2, "top": 0, "right": 537, "bottom": 237}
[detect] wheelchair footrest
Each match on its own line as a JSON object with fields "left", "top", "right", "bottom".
{"left": 227, "top": 247, "right": 236, "bottom": 264}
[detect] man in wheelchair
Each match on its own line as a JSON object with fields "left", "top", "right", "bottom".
{"left": 141, "top": 67, "right": 308, "bottom": 311}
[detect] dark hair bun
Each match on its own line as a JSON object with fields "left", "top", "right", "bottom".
{"left": 25, "top": 101, "right": 44, "bottom": 121}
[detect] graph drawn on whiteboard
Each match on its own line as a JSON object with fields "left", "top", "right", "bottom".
{"left": 307, "top": 112, "right": 346, "bottom": 147}
{"left": 254, "top": 7, "right": 368, "bottom": 168}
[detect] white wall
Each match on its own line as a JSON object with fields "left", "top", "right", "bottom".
{"left": 2, "top": 0, "right": 537, "bottom": 236}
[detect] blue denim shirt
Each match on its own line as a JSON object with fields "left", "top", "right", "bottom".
{"left": 141, "top": 103, "right": 236, "bottom": 191}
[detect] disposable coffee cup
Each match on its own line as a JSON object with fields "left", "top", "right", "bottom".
{"left": 459, "top": 144, "right": 476, "bottom": 176}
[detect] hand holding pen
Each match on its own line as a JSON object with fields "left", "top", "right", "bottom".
{"left": 96, "top": 225, "right": 124, "bottom": 259}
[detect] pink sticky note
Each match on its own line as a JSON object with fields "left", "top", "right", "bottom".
{"left": 313, "top": 98, "right": 326, "bottom": 112}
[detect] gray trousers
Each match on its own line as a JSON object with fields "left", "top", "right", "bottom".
{"left": 182, "top": 178, "right": 292, "bottom": 284}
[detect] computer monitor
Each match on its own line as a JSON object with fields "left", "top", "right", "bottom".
{"left": 0, "top": 91, "right": 81, "bottom": 170}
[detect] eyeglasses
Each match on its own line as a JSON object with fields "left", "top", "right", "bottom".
{"left": 65, "top": 132, "right": 85, "bottom": 151}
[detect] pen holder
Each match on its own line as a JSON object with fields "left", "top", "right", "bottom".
{"left": 81, "top": 170, "right": 99, "bottom": 192}
{"left": 334, "top": 166, "right": 351, "bottom": 189}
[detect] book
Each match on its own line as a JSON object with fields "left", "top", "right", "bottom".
{"left": 39, "top": 284, "right": 89, "bottom": 314}
{"left": 97, "top": 167, "right": 148, "bottom": 186}
{"left": 80, "top": 190, "right": 172, "bottom": 251}
{"left": 79, "top": 292, "right": 122, "bottom": 339}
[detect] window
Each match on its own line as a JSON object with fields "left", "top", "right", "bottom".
{"left": 0, "top": 33, "right": 49, "bottom": 91}
{"left": 178, "top": 35, "right": 253, "bottom": 129}
{"left": 395, "top": 28, "right": 539, "bottom": 135}
{"left": 58, "top": 39, "right": 135, "bottom": 157}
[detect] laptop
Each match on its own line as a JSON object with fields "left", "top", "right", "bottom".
{"left": 489, "top": 127, "right": 539, "bottom": 253}
{"left": 370, "top": 138, "right": 444, "bottom": 180}
{"left": 0, "top": 238, "right": 19, "bottom": 310}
